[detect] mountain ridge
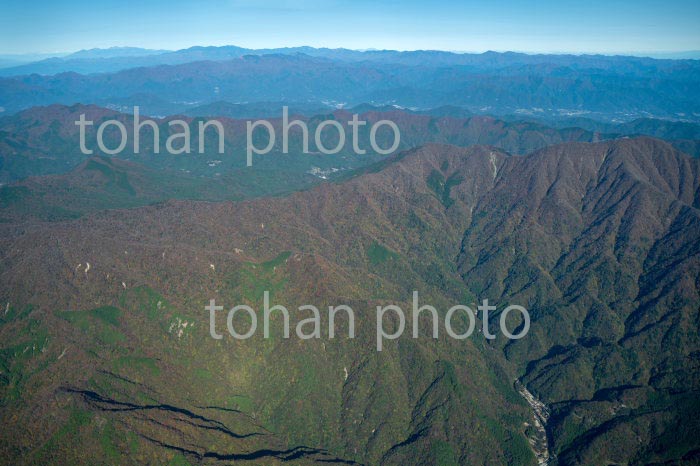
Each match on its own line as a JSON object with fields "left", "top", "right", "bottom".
{"left": 2, "top": 104, "right": 699, "bottom": 190}
{"left": 1, "top": 136, "right": 698, "bottom": 464}
{"left": 1, "top": 50, "right": 698, "bottom": 120}
{"left": 3, "top": 45, "right": 699, "bottom": 77}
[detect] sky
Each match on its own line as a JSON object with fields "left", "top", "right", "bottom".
{"left": 1, "top": 0, "right": 699, "bottom": 55}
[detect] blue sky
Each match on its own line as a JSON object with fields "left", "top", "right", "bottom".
{"left": 1, "top": 0, "right": 699, "bottom": 55}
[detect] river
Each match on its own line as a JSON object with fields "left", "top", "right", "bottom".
{"left": 516, "top": 380, "right": 551, "bottom": 465}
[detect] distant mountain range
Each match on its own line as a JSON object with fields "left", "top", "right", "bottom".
{"left": 65, "top": 47, "right": 170, "bottom": 59}
{"left": 1, "top": 47, "right": 698, "bottom": 121}
{"left": 3, "top": 45, "right": 699, "bottom": 76}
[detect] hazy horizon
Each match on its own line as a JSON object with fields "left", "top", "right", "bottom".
{"left": 2, "top": 44, "right": 700, "bottom": 61}
{"left": 2, "top": 0, "right": 699, "bottom": 56}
